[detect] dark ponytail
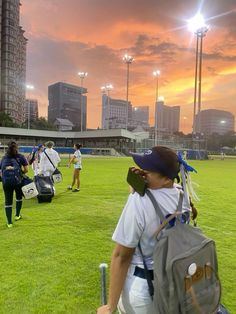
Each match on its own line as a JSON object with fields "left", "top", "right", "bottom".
{"left": 75, "top": 143, "right": 82, "bottom": 150}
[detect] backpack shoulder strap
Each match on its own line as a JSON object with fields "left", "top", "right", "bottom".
{"left": 138, "top": 189, "right": 164, "bottom": 299}
{"left": 44, "top": 150, "right": 56, "bottom": 169}
{"left": 138, "top": 189, "right": 184, "bottom": 299}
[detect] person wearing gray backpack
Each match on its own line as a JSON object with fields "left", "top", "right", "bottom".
{"left": 97, "top": 146, "right": 226, "bottom": 314}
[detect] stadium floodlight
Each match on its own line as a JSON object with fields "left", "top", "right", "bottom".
{"left": 123, "top": 54, "right": 134, "bottom": 129}
{"left": 26, "top": 84, "right": 35, "bottom": 90}
{"left": 188, "top": 13, "right": 209, "bottom": 136}
{"left": 77, "top": 72, "right": 88, "bottom": 132}
{"left": 188, "top": 13, "right": 207, "bottom": 33}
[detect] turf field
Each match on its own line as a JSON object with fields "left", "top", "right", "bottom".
{"left": 0, "top": 157, "right": 235, "bottom": 313}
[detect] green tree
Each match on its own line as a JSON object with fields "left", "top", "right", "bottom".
{"left": 30, "top": 117, "right": 56, "bottom": 130}
{"left": 207, "top": 132, "right": 236, "bottom": 151}
{"left": 0, "top": 111, "right": 19, "bottom": 127}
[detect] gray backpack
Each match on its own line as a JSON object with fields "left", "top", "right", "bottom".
{"left": 139, "top": 189, "right": 221, "bottom": 314}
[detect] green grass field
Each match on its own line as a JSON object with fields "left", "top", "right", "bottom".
{"left": 0, "top": 157, "right": 235, "bottom": 314}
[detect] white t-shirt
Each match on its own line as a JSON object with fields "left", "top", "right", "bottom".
{"left": 40, "top": 148, "right": 61, "bottom": 176}
{"left": 73, "top": 150, "right": 82, "bottom": 169}
{"left": 112, "top": 186, "right": 190, "bottom": 269}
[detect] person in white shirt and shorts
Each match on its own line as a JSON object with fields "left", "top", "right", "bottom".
{"left": 68, "top": 144, "right": 82, "bottom": 192}
{"left": 97, "top": 146, "right": 196, "bottom": 314}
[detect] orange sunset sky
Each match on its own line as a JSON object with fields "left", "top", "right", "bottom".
{"left": 20, "top": 0, "right": 236, "bottom": 133}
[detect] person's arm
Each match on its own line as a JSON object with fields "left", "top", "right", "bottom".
{"left": 56, "top": 152, "right": 61, "bottom": 164}
{"left": 97, "top": 244, "right": 135, "bottom": 314}
{"left": 20, "top": 156, "right": 29, "bottom": 174}
{"left": 68, "top": 154, "right": 76, "bottom": 167}
{"left": 22, "top": 165, "right": 28, "bottom": 174}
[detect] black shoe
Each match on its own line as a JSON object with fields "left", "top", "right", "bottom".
{"left": 72, "top": 188, "right": 80, "bottom": 192}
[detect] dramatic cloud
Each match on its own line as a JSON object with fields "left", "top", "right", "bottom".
{"left": 21, "top": 0, "right": 236, "bottom": 132}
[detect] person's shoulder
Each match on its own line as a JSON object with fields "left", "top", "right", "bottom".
{"left": 18, "top": 153, "right": 28, "bottom": 162}
{"left": 127, "top": 191, "right": 150, "bottom": 210}
{"left": 16, "top": 153, "right": 24, "bottom": 159}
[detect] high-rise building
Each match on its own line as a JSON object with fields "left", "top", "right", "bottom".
{"left": 131, "top": 106, "right": 149, "bottom": 128}
{"left": 101, "top": 94, "right": 132, "bottom": 129}
{"left": 195, "top": 109, "right": 234, "bottom": 136}
{"left": 24, "top": 99, "right": 38, "bottom": 124}
{"left": 48, "top": 82, "right": 87, "bottom": 131}
{"left": 0, "top": 0, "right": 27, "bottom": 125}
{"left": 155, "top": 100, "right": 180, "bottom": 134}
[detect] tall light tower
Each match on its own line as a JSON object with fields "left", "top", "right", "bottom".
{"left": 153, "top": 70, "right": 160, "bottom": 145}
{"left": 101, "top": 84, "right": 113, "bottom": 129}
{"left": 188, "top": 13, "right": 209, "bottom": 134}
{"left": 26, "top": 84, "right": 35, "bottom": 130}
{"left": 78, "top": 71, "right": 88, "bottom": 132}
{"left": 123, "top": 54, "right": 134, "bottom": 130}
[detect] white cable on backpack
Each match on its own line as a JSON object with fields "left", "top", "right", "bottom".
{"left": 186, "top": 172, "right": 200, "bottom": 201}
{"left": 179, "top": 164, "right": 191, "bottom": 208}
{"left": 178, "top": 153, "right": 200, "bottom": 202}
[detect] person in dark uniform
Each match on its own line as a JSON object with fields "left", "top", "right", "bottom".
{"left": 0, "top": 141, "right": 28, "bottom": 228}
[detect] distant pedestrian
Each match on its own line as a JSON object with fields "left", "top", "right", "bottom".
{"left": 67, "top": 144, "right": 82, "bottom": 192}
{"left": 220, "top": 151, "right": 225, "bottom": 160}
{"left": 0, "top": 141, "right": 28, "bottom": 228}
{"left": 39, "top": 141, "right": 61, "bottom": 176}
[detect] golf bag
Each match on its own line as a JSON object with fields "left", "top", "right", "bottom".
{"left": 34, "top": 175, "right": 54, "bottom": 203}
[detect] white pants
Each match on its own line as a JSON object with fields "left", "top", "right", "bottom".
{"left": 118, "top": 265, "right": 154, "bottom": 314}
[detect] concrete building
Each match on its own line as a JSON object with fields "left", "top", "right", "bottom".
{"left": 0, "top": 0, "right": 27, "bottom": 125}
{"left": 48, "top": 82, "right": 87, "bottom": 131}
{"left": 195, "top": 109, "right": 234, "bottom": 136}
{"left": 101, "top": 94, "right": 132, "bottom": 129}
{"left": 131, "top": 106, "right": 149, "bottom": 128}
{"left": 54, "top": 118, "right": 73, "bottom": 131}
{"left": 24, "top": 99, "right": 39, "bottom": 124}
{"left": 155, "top": 100, "right": 180, "bottom": 134}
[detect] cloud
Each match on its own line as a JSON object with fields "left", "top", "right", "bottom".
{"left": 21, "top": 0, "right": 236, "bottom": 131}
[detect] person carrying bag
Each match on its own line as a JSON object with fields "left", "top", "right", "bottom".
{"left": 43, "top": 148, "right": 62, "bottom": 183}
{"left": 39, "top": 141, "right": 61, "bottom": 183}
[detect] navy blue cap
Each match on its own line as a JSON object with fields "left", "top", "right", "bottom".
{"left": 130, "top": 148, "right": 179, "bottom": 179}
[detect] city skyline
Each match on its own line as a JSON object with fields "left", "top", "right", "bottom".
{"left": 21, "top": 0, "right": 236, "bottom": 132}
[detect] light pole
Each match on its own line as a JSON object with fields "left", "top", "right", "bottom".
{"left": 101, "top": 84, "right": 113, "bottom": 129}
{"left": 123, "top": 54, "right": 134, "bottom": 130}
{"left": 188, "top": 13, "right": 209, "bottom": 135}
{"left": 153, "top": 70, "right": 160, "bottom": 145}
{"left": 26, "top": 84, "right": 35, "bottom": 130}
{"left": 78, "top": 71, "right": 88, "bottom": 132}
